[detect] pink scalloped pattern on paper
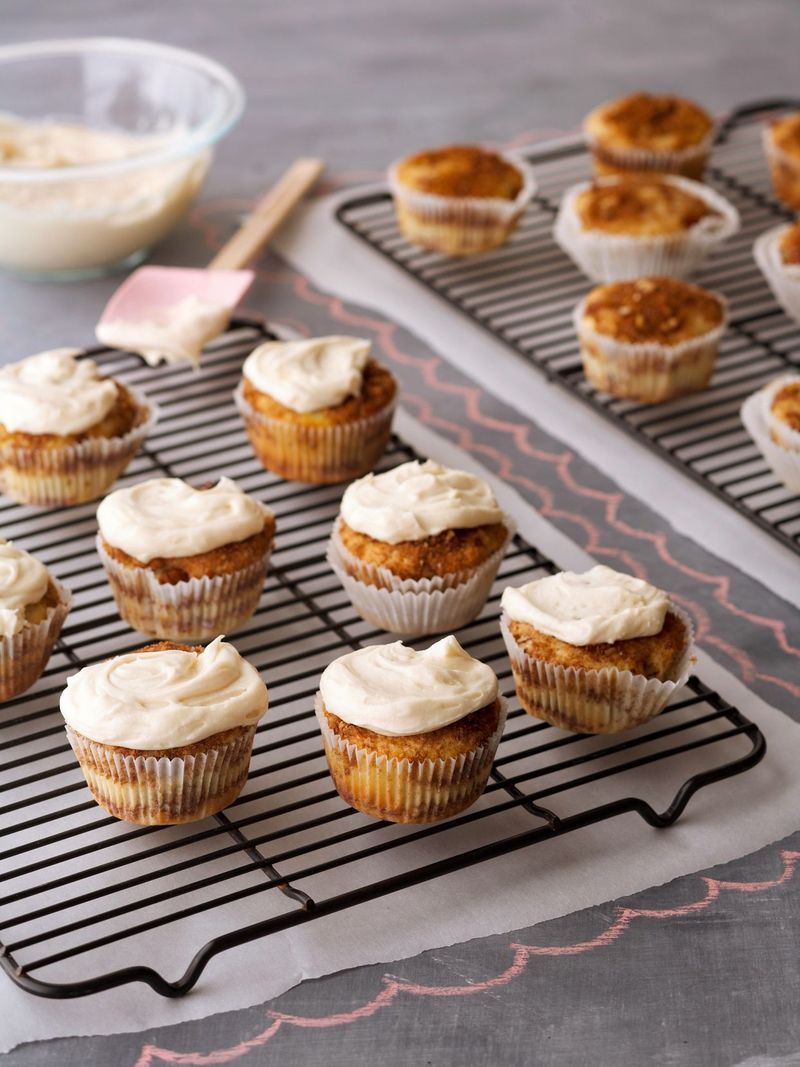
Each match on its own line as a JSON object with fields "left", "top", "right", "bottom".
{"left": 134, "top": 850, "right": 800, "bottom": 1065}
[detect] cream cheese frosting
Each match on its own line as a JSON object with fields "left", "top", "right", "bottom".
{"left": 0, "top": 349, "right": 118, "bottom": 435}
{"left": 242, "top": 336, "right": 372, "bottom": 413}
{"left": 501, "top": 565, "right": 670, "bottom": 646}
{"left": 60, "top": 636, "right": 268, "bottom": 749}
{"left": 97, "top": 476, "right": 270, "bottom": 562}
{"left": 0, "top": 539, "right": 50, "bottom": 639}
{"left": 319, "top": 635, "right": 498, "bottom": 736}
{"left": 96, "top": 296, "right": 231, "bottom": 368}
{"left": 340, "top": 460, "right": 504, "bottom": 544}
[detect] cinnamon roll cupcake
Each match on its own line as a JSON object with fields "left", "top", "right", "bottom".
{"left": 764, "top": 111, "right": 800, "bottom": 209}
{"left": 60, "top": 636, "right": 268, "bottom": 824}
{"left": 741, "top": 373, "right": 800, "bottom": 494}
{"left": 97, "top": 476, "right": 275, "bottom": 641}
{"left": 0, "top": 348, "right": 155, "bottom": 506}
{"left": 316, "top": 636, "right": 506, "bottom": 823}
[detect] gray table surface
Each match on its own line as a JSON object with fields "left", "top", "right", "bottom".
{"left": 2, "top": 2, "right": 800, "bottom": 1064}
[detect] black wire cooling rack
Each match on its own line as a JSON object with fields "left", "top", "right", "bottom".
{"left": 0, "top": 321, "right": 765, "bottom": 1000}
{"left": 335, "top": 97, "right": 800, "bottom": 555}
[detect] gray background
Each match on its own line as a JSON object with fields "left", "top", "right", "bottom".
{"left": 2, "top": 1, "right": 800, "bottom": 1064}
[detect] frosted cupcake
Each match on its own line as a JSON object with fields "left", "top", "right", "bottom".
{"left": 501, "top": 565, "right": 693, "bottom": 734}
{"left": 764, "top": 112, "right": 800, "bottom": 209}
{"left": 0, "top": 539, "right": 71, "bottom": 701}
{"left": 97, "top": 476, "right": 275, "bottom": 641}
{"left": 316, "top": 636, "right": 505, "bottom": 823}
{"left": 555, "top": 174, "right": 739, "bottom": 282}
{"left": 60, "top": 636, "right": 268, "bottom": 825}
{"left": 0, "top": 348, "right": 155, "bottom": 507}
{"left": 583, "top": 93, "right": 715, "bottom": 180}
{"left": 327, "top": 459, "right": 515, "bottom": 635}
{"left": 754, "top": 220, "right": 800, "bottom": 326}
{"left": 741, "top": 374, "right": 800, "bottom": 494}
{"left": 388, "top": 144, "right": 536, "bottom": 256}
{"left": 235, "top": 335, "right": 397, "bottom": 484}
{"left": 574, "top": 276, "right": 727, "bottom": 403}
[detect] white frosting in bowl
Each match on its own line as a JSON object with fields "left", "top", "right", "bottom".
{"left": 501, "top": 565, "right": 670, "bottom": 646}
{"left": 242, "top": 335, "right": 371, "bottom": 413}
{"left": 0, "top": 539, "right": 50, "bottom": 638}
{"left": 96, "top": 296, "right": 231, "bottom": 368}
{"left": 0, "top": 349, "right": 118, "bottom": 435}
{"left": 97, "top": 476, "right": 270, "bottom": 562}
{"left": 319, "top": 635, "right": 498, "bottom": 736}
{"left": 340, "top": 460, "right": 504, "bottom": 544}
{"left": 60, "top": 635, "right": 268, "bottom": 749}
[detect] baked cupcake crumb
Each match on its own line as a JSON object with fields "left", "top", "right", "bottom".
{"left": 586, "top": 93, "right": 714, "bottom": 152}
{"left": 576, "top": 175, "right": 716, "bottom": 236}
{"left": 771, "top": 380, "right": 800, "bottom": 432}
{"left": 582, "top": 276, "right": 724, "bottom": 345}
{"left": 778, "top": 221, "right": 800, "bottom": 265}
{"left": 396, "top": 145, "right": 524, "bottom": 200}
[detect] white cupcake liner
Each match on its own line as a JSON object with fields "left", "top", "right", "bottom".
{"left": 584, "top": 126, "right": 715, "bottom": 179}
{"left": 327, "top": 515, "right": 516, "bottom": 636}
{"left": 501, "top": 606, "right": 694, "bottom": 734}
{"left": 315, "top": 693, "right": 507, "bottom": 823}
{"left": 234, "top": 382, "right": 396, "bottom": 485}
{"left": 555, "top": 176, "right": 739, "bottom": 282}
{"left": 573, "top": 295, "right": 727, "bottom": 403}
{"left": 753, "top": 224, "right": 800, "bottom": 325}
{"left": 0, "top": 384, "right": 157, "bottom": 507}
{"left": 741, "top": 376, "right": 800, "bottom": 494}
{"left": 0, "top": 578, "right": 72, "bottom": 702}
{"left": 65, "top": 723, "right": 257, "bottom": 825}
{"left": 387, "top": 151, "right": 536, "bottom": 256}
{"left": 97, "top": 535, "right": 272, "bottom": 641}
{"left": 763, "top": 126, "right": 800, "bottom": 209}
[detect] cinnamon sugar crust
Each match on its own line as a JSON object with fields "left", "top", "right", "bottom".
{"left": 771, "top": 381, "right": 800, "bottom": 433}
{"left": 0, "top": 379, "right": 143, "bottom": 450}
{"left": 396, "top": 145, "right": 524, "bottom": 200}
{"left": 586, "top": 93, "right": 713, "bottom": 152}
{"left": 769, "top": 112, "right": 800, "bottom": 158}
{"left": 778, "top": 221, "right": 800, "bottom": 265}
{"left": 581, "top": 276, "right": 724, "bottom": 345}
{"left": 242, "top": 359, "right": 397, "bottom": 426}
{"left": 576, "top": 175, "right": 716, "bottom": 236}
{"left": 338, "top": 519, "right": 508, "bottom": 580}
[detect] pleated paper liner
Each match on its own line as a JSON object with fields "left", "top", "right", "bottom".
{"left": 0, "top": 579, "right": 72, "bottom": 702}
{"left": 741, "top": 376, "right": 800, "bottom": 495}
{"left": 754, "top": 224, "right": 800, "bottom": 326}
{"left": 584, "top": 128, "right": 716, "bottom": 181}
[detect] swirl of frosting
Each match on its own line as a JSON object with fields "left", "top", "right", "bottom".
{"left": 96, "top": 296, "right": 231, "bottom": 368}
{"left": 0, "top": 349, "right": 118, "bottom": 435}
{"left": 502, "top": 565, "right": 670, "bottom": 646}
{"left": 340, "top": 460, "right": 503, "bottom": 544}
{"left": 97, "top": 476, "right": 270, "bottom": 562}
{"left": 0, "top": 539, "right": 50, "bottom": 638}
{"left": 59, "top": 636, "right": 268, "bottom": 748}
{"left": 319, "top": 636, "right": 498, "bottom": 736}
{"left": 242, "top": 336, "right": 371, "bottom": 412}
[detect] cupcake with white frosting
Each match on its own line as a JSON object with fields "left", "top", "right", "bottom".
{"left": 316, "top": 636, "right": 505, "bottom": 823}
{"left": 0, "top": 348, "right": 155, "bottom": 507}
{"left": 741, "top": 373, "right": 800, "bottom": 494}
{"left": 0, "top": 539, "right": 71, "bottom": 701}
{"left": 97, "top": 476, "right": 275, "bottom": 641}
{"left": 234, "top": 335, "right": 397, "bottom": 484}
{"left": 501, "top": 565, "right": 693, "bottom": 733}
{"left": 327, "top": 459, "right": 515, "bottom": 635}
{"left": 60, "top": 636, "right": 268, "bottom": 824}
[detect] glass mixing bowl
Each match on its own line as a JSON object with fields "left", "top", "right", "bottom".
{"left": 0, "top": 37, "right": 244, "bottom": 279}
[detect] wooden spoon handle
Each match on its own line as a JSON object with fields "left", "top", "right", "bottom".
{"left": 208, "top": 158, "right": 324, "bottom": 271}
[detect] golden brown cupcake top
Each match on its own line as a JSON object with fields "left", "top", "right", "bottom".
{"left": 778, "top": 221, "right": 800, "bottom": 264}
{"left": 581, "top": 276, "right": 724, "bottom": 345}
{"left": 768, "top": 112, "right": 800, "bottom": 159}
{"left": 585, "top": 93, "right": 714, "bottom": 152}
{"left": 771, "top": 380, "right": 800, "bottom": 432}
{"left": 395, "top": 145, "right": 524, "bottom": 199}
{"left": 575, "top": 175, "right": 716, "bottom": 236}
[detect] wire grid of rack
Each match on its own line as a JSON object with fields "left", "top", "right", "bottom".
{"left": 335, "top": 98, "right": 800, "bottom": 554}
{"left": 0, "top": 321, "right": 765, "bottom": 1000}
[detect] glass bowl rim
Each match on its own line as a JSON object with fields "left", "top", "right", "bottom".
{"left": 0, "top": 36, "right": 245, "bottom": 183}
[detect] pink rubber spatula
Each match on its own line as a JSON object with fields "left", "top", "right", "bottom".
{"left": 97, "top": 158, "right": 324, "bottom": 352}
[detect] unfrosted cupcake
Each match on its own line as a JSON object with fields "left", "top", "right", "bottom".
{"left": 741, "top": 374, "right": 800, "bottom": 494}
{"left": 97, "top": 476, "right": 275, "bottom": 641}
{"left": 60, "top": 636, "right": 268, "bottom": 825}
{"left": 583, "top": 93, "right": 715, "bottom": 180}
{"left": 555, "top": 174, "right": 739, "bottom": 282}
{"left": 327, "top": 459, "right": 515, "bottom": 635}
{"left": 501, "top": 565, "right": 693, "bottom": 734}
{"left": 388, "top": 144, "right": 536, "bottom": 255}
{"left": 764, "top": 112, "right": 800, "bottom": 209}
{"left": 316, "top": 636, "right": 505, "bottom": 823}
{"left": 754, "top": 220, "right": 800, "bottom": 326}
{"left": 235, "top": 335, "right": 397, "bottom": 484}
{"left": 574, "top": 276, "right": 727, "bottom": 402}
{"left": 0, "top": 348, "right": 155, "bottom": 507}
{"left": 0, "top": 539, "right": 71, "bottom": 701}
